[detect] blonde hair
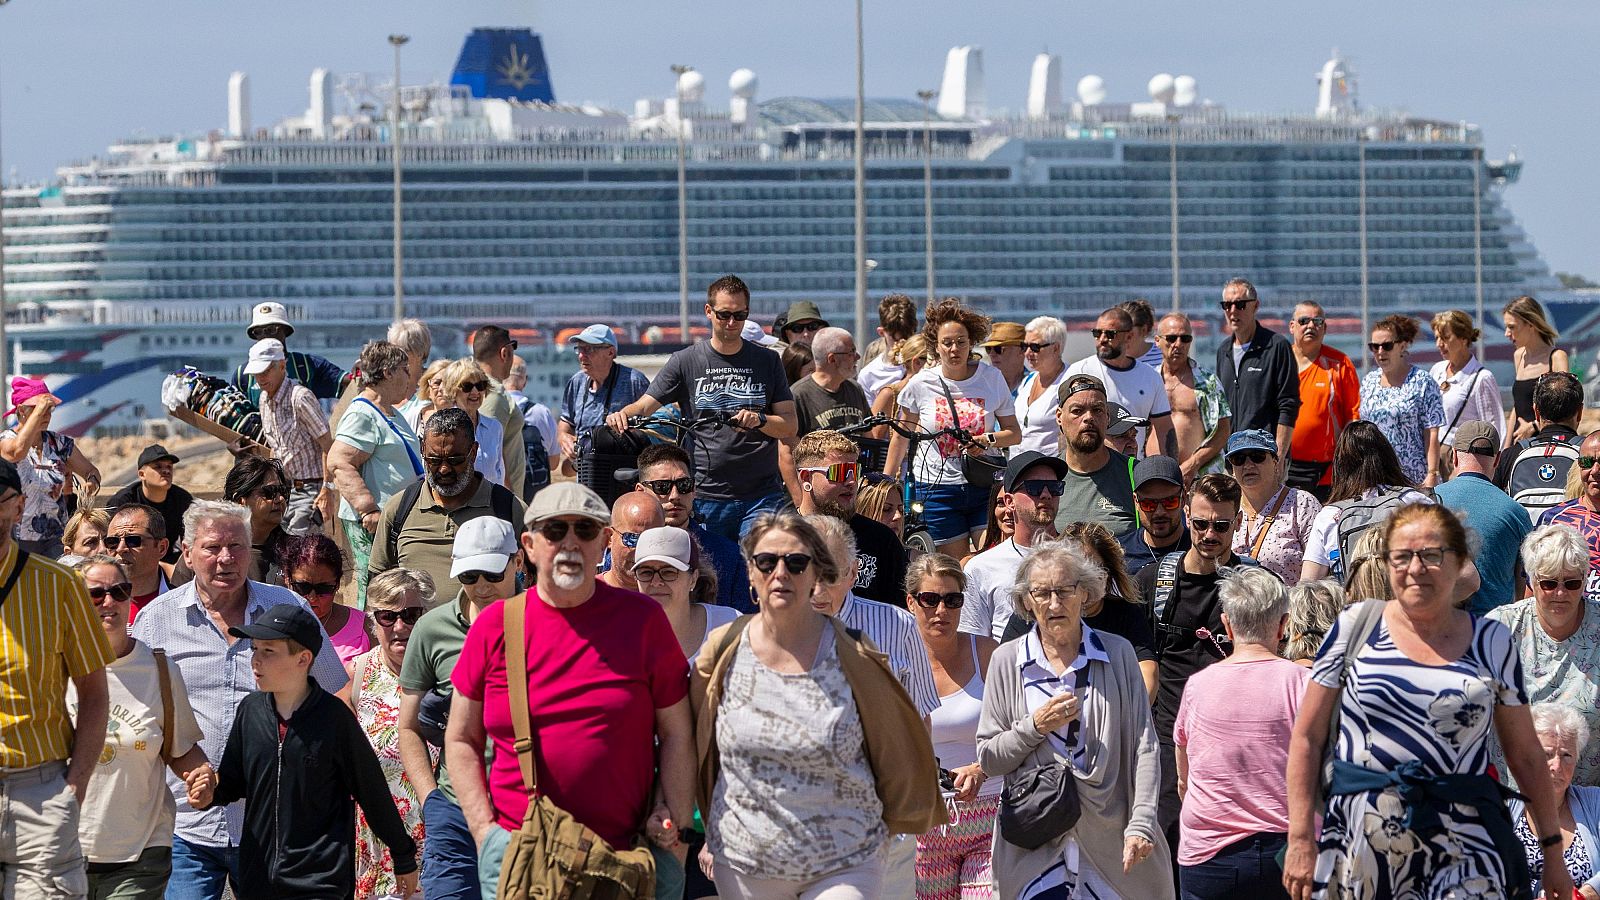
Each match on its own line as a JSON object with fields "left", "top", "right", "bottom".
{"left": 1431, "top": 310, "right": 1481, "bottom": 344}
{"left": 366, "top": 567, "right": 436, "bottom": 610}
{"left": 441, "top": 358, "right": 490, "bottom": 403}
{"left": 416, "top": 359, "right": 453, "bottom": 403}
{"left": 63, "top": 508, "right": 111, "bottom": 553}
{"left": 892, "top": 334, "right": 930, "bottom": 367}
{"left": 1504, "top": 295, "right": 1559, "bottom": 345}
{"left": 1343, "top": 527, "right": 1392, "bottom": 602}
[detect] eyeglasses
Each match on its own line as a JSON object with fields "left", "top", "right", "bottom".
{"left": 1090, "top": 328, "right": 1122, "bottom": 340}
{"left": 751, "top": 552, "right": 812, "bottom": 575}
{"left": 103, "top": 534, "right": 148, "bottom": 550}
{"left": 642, "top": 477, "right": 696, "bottom": 497}
{"left": 1227, "top": 450, "right": 1271, "bottom": 467}
{"left": 710, "top": 308, "right": 750, "bottom": 322}
{"left": 787, "top": 321, "right": 825, "bottom": 334}
{"left": 1027, "top": 585, "right": 1085, "bottom": 603}
{"left": 253, "top": 484, "right": 290, "bottom": 501}
{"left": 1020, "top": 341, "right": 1056, "bottom": 353}
{"left": 1012, "top": 479, "right": 1065, "bottom": 499}
{"left": 1158, "top": 334, "right": 1194, "bottom": 344}
{"left": 1190, "top": 518, "right": 1233, "bottom": 533}
{"left": 1136, "top": 495, "right": 1183, "bottom": 513}
{"left": 457, "top": 570, "right": 507, "bottom": 585}
{"left": 635, "top": 566, "right": 683, "bottom": 583}
{"left": 575, "top": 344, "right": 612, "bottom": 356}
{"left": 290, "top": 579, "right": 339, "bottom": 597}
{"left": 1384, "top": 547, "right": 1454, "bottom": 569}
{"left": 459, "top": 380, "right": 491, "bottom": 394}
{"left": 1578, "top": 456, "right": 1600, "bottom": 470}
{"left": 1368, "top": 341, "right": 1396, "bottom": 353}
{"left": 372, "top": 607, "right": 425, "bottom": 627}
{"left": 912, "top": 591, "right": 965, "bottom": 609}
{"left": 423, "top": 453, "right": 471, "bottom": 468}
{"left": 619, "top": 531, "right": 641, "bottom": 549}
{"left": 1295, "top": 316, "right": 1327, "bottom": 328}
{"left": 799, "top": 462, "right": 857, "bottom": 484}
{"left": 1219, "top": 299, "right": 1255, "bottom": 311}
{"left": 86, "top": 583, "right": 133, "bottom": 602}
{"left": 536, "top": 519, "right": 604, "bottom": 543}
{"left": 1538, "top": 577, "right": 1586, "bottom": 593}
{"left": 938, "top": 338, "right": 971, "bottom": 350}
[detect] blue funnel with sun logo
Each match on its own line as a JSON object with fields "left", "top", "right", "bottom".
{"left": 450, "top": 28, "right": 555, "bottom": 102}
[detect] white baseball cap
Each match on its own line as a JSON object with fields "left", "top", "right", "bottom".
{"left": 450, "top": 517, "right": 519, "bottom": 578}
{"left": 243, "top": 338, "right": 287, "bottom": 375}
{"left": 632, "top": 526, "right": 692, "bottom": 572}
{"left": 741, "top": 320, "right": 780, "bottom": 348}
{"left": 247, "top": 301, "right": 293, "bottom": 338}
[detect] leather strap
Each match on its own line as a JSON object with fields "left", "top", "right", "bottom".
{"left": 1247, "top": 486, "right": 1289, "bottom": 561}
{"left": 504, "top": 594, "right": 539, "bottom": 795}
{"left": 0, "top": 549, "right": 30, "bottom": 611}
{"left": 154, "top": 649, "right": 175, "bottom": 762}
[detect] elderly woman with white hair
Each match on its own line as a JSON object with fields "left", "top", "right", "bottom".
{"left": 1510, "top": 703, "right": 1600, "bottom": 899}
{"left": 977, "top": 540, "right": 1173, "bottom": 899}
{"left": 1015, "top": 316, "right": 1070, "bottom": 456}
{"left": 1174, "top": 566, "right": 1308, "bottom": 899}
{"left": 1488, "top": 524, "right": 1600, "bottom": 786}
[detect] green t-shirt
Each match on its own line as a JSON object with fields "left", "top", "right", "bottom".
{"left": 398, "top": 593, "right": 482, "bottom": 802}
{"left": 334, "top": 399, "right": 421, "bottom": 522}
{"left": 1055, "top": 449, "right": 1137, "bottom": 537}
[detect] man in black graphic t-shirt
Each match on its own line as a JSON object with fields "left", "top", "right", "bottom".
{"left": 791, "top": 430, "right": 907, "bottom": 606}
{"left": 612, "top": 275, "right": 797, "bottom": 540}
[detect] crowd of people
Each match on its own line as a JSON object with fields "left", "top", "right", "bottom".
{"left": 8, "top": 276, "right": 1600, "bottom": 900}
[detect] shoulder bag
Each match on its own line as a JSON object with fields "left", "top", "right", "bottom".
{"left": 934, "top": 376, "right": 1005, "bottom": 488}
{"left": 997, "top": 758, "right": 1081, "bottom": 851}
{"left": 1317, "top": 599, "right": 1385, "bottom": 809}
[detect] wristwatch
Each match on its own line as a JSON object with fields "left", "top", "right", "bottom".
{"left": 755, "top": 411, "right": 768, "bottom": 429}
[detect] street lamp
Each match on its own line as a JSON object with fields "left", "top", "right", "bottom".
{"left": 1357, "top": 130, "right": 1369, "bottom": 372}
{"left": 1472, "top": 145, "right": 1484, "bottom": 333}
{"left": 1168, "top": 113, "right": 1180, "bottom": 312}
{"left": 0, "top": 0, "right": 13, "bottom": 382}
{"left": 917, "top": 89, "right": 937, "bottom": 307}
{"left": 389, "top": 34, "right": 409, "bottom": 324}
{"left": 851, "top": 0, "right": 867, "bottom": 346}
{"left": 671, "top": 64, "right": 693, "bottom": 340}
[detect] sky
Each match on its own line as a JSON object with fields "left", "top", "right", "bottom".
{"left": 2, "top": 0, "right": 1594, "bottom": 278}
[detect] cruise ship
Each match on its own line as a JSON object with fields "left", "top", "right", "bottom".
{"left": 2, "top": 28, "right": 1578, "bottom": 435}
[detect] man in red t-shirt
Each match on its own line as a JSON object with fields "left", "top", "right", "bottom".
{"left": 1287, "top": 301, "right": 1360, "bottom": 501}
{"left": 447, "top": 482, "right": 695, "bottom": 898}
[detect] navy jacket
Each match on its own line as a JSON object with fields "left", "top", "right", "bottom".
{"left": 1215, "top": 323, "right": 1300, "bottom": 435}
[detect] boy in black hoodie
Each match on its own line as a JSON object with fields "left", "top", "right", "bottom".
{"left": 203, "top": 603, "right": 419, "bottom": 899}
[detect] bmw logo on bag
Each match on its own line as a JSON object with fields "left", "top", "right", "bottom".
{"left": 1540, "top": 463, "right": 1557, "bottom": 482}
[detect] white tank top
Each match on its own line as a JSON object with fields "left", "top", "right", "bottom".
{"left": 930, "top": 636, "right": 1002, "bottom": 798}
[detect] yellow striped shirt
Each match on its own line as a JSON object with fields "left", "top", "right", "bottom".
{"left": 0, "top": 541, "right": 115, "bottom": 768}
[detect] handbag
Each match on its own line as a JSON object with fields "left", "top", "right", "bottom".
{"left": 998, "top": 761, "right": 1081, "bottom": 850}
{"left": 934, "top": 376, "right": 1005, "bottom": 488}
{"left": 495, "top": 595, "right": 657, "bottom": 900}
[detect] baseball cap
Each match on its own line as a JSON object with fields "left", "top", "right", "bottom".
{"left": 7, "top": 377, "right": 61, "bottom": 417}
{"left": 779, "top": 301, "right": 828, "bottom": 332}
{"left": 1132, "top": 455, "right": 1184, "bottom": 492}
{"left": 1452, "top": 420, "right": 1500, "bottom": 455}
{"left": 450, "top": 516, "right": 519, "bottom": 578}
{"left": 981, "top": 322, "right": 1026, "bottom": 348}
{"left": 137, "top": 444, "right": 180, "bottom": 469}
{"left": 243, "top": 338, "right": 287, "bottom": 375}
{"left": 0, "top": 459, "right": 21, "bottom": 496}
{"left": 1004, "top": 450, "right": 1069, "bottom": 492}
{"left": 247, "top": 301, "right": 294, "bottom": 338}
{"left": 228, "top": 603, "right": 324, "bottom": 656}
{"left": 1105, "top": 403, "right": 1146, "bottom": 437}
{"left": 1225, "top": 428, "right": 1279, "bottom": 459}
{"left": 1057, "top": 373, "right": 1107, "bottom": 405}
{"left": 633, "top": 526, "right": 693, "bottom": 572}
{"left": 741, "top": 320, "right": 781, "bottom": 348}
{"left": 569, "top": 324, "right": 619, "bottom": 349}
{"left": 524, "top": 482, "right": 611, "bottom": 527}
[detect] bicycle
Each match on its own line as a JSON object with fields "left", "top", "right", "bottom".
{"left": 841, "top": 415, "right": 999, "bottom": 556}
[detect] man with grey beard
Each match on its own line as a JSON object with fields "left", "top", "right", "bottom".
{"left": 369, "top": 407, "right": 526, "bottom": 600}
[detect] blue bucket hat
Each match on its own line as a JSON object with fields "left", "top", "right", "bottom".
{"left": 1225, "top": 428, "right": 1278, "bottom": 459}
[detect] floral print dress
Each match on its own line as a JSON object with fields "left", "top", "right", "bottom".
{"left": 1309, "top": 609, "right": 1528, "bottom": 899}
{"left": 1358, "top": 366, "right": 1445, "bottom": 485}
{"left": 0, "top": 429, "right": 75, "bottom": 544}
{"left": 352, "top": 649, "right": 433, "bottom": 900}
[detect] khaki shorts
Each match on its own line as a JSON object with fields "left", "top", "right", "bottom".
{"left": 0, "top": 760, "right": 88, "bottom": 899}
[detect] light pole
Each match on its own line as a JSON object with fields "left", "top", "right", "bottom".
{"left": 1357, "top": 130, "right": 1370, "bottom": 372}
{"left": 671, "top": 64, "right": 693, "bottom": 340}
{"left": 917, "top": 89, "right": 936, "bottom": 307}
{"left": 851, "top": 0, "right": 867, "bottom": 345}
{"left": 1168, "top": 113, "right": 1180, "bottom": 312}
{"left": 1472, "top": 146, "right": 1484, "bottom": 333}
{"left": 389, "top": 34, "right": 408, "bottom": 324}
{"left": 0, "top": 0, "right": 12, "bottom": 383}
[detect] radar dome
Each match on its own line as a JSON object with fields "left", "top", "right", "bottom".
{"left": 1076, "top": 74, "right": 1106, "bottom": 105}
{"left": 1148, "top": 73, "right": 1176, "bottom": 104}
{"left": 677, "top": 69, "right": 706, "bottom": 103}
{"left": 729, "top": 68, "right": 758, "bottom": 99}
{"left": 1173, "top": 75, "right": 1197, "bottom": 106}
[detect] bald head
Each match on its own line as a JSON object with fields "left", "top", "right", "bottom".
{"left": 608, "top": 493, "right": 666, "bottom": 582}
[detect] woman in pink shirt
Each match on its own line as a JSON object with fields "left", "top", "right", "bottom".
{"left": 1174, "top": 566, "right": 1307, "bottom": 899}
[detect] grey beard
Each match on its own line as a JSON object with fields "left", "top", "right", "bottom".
{"left": 551, "top": 550, "right": 586, "bottom": 590}
{"left": 428, "top": 471, "right": 473, "bottom": 498}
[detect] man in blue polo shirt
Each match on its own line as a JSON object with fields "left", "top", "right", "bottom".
{"left": 1434, "top": 420, "right": 1533, "bottom": 614}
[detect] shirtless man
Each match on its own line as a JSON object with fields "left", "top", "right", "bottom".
{"left": 1157, "top": 313, "right": 1232, "bottom": 483}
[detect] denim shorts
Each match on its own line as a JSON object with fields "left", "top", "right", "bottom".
{"left": 914, "top": 482, "right": 992, "bottom": 544}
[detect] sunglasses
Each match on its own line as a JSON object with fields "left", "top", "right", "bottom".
{"left": 751, "top": 552, "right": 813, "bottom": 575}
{"left": 537, "top": 519, "right": 604, "bottom": 543}
{"left": 1012, "top": 479, "right": 1065, "bottom": 499}
{"left": 1190, "top": 518, "right": 1233, "bottom": 533}
{"left": 1219, "top": 299, "right": 1255, "bottom": 311}
{"left": 457, "top": 570, "right": 507, "bottom": 585}
{"left": 912, "top": 591, "right": 965, "bottom": 610}
{"left": 1090, "top": 328, "right": 1122, "bottom": 340}
{"left": 372, "top": 607, "right": 425, "bottom": 627}
{"left": 619, "top": 531, "right": 641, "bottom": 549}
{"left": 635, "top": 566, "right": 683, "bottom": 583}
{"left": 1578, "top": 456, "right": 1600, "bottom": 470}
{"left": 290, "top": 579, "right": 339, "bottom": 597}
{"left": 87, "top": 582, "right": 133, "bottom": 602}
{"left": 799, "top": 462, "right": 858, "bottom": 484}
{"left": 103, "top": 534, "right": 148, "bottom": 550}
{"left": 1136, "top": 495, "right": 1183, "bottom": 513}
{"left": 460, "top": 380, "right": 491, "bottom": 394}
{"left": 1020, "top": 341, "right": 1056, "bottom": 353}
{"left": 424, "top": 453, "right": 471, "bottom": 468}
{"left": 1538, "top": 578, "right": 1586, "bottom": 593}
{"left": 1368, "top": 341, "right": 1396, "bottom": 353}
{"left": 710, "top": 308, "right": 750, "bottom": 322}
{"left": 1295, "top": 316, "right": 1326, "bottom": 328}
{"left": 1158, "top": 334, "right": 1194, "bottom": 344}
{"left": 642, "top": 477, "right": 696, "bottom": 497}
{"left": 253, "top": 484, "right": 290, "bottom": 501}
{"left": 1227, "top": 450, "right": 1271, "bottom": 467}
{"left": 787, "top": 321, "right": 825, "bottom": 334}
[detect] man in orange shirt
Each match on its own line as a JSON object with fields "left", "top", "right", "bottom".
{"left": 1287, "top": 301, "right": 1361, "bottom": 501}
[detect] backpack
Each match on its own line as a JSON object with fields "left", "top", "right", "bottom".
{"left": 1327, "top": 486, "right": 1425, "bottom": 582}
{"left": 1506, "top": 435, "right": 1581, "bottom": 523}
{"left": 512, "top": 397, "right": 551, "bottom": 502}
{"left": 383, "top": 477, "right": 519, "bottom": 569}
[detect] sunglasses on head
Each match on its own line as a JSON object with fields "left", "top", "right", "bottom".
{"left": 460, "top": 380, "right": 491, "bottom": 394}
{"left": 642, "top": 476, "right": 695, "bottom": 497}
{"left": 1090, "top": 328, "right": 1122, "bottom": 340}
{"left": 457, "top": 570, "right": 507, "bottom": 585}
{"left": 1296, "top": 316, "right": 1326, "bottom": 328}
{"left": 799, "top": 462, "right": 857, "bottom": 484}
{"left": 1538, "top": 577, "right": 1585, "bottom": 593}
{"left": 1227, "top": 450, "right": 1271, "bottom": 467}
{"left": 1368, "top": 341, "right": 1396, "bottom": 353}
{"left": 1219, "top": 299, "right": 1255, "bottom": 311}
{"left": 424, "top": 453, "right": 471, "bottom": 468}
{"left": 1158, "top": 334, "right": 1194, "bottom": 344}
{"left": 711, "top": 308, "right": 750, "bottom": 322}
{"left": 1190, "top": 517, "right": 1233, "bottom": 533}
{"left": 536, "top": 519, "right": 604, "bottom": 543}
{"left": 1020, "top": 341, "right": 1056, "bottom": 353}
{"left": 254, "top": 484, "right": 290, "bottom": 501}
{"left": 751, "top": 552, "right": 812, "bottom": 575}
{"left": 1136, "top": 495, "right": 1183, "bottom": 513}
{"left": 912, "top": 591, "right": 965, "bottom": 610}
{"left": 87, "top": 583, "right": 133, "bottom": 602}
{"left": 103, "top": 534, "right": 147, "bottom": 550}
{"left": 1012, "top": 479, "right": 1064, "bottom": 499}
{"left": 290, "top": 580, "right": 339, "bottom": 597}
{"left": 372, "top": 607, "right": 425, "bottom": 627}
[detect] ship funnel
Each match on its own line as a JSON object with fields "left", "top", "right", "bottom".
{"left": 1315, "top": 50, "right": 1358, "bottom": 119}
{"left": 1026, "top": 53, "right": 1062, "bottom": 120}
{"left": 309, "top": 68, "right": 332, "bottom": 138}
{"left": 937, "top": 46, "right": 986, "bottom": 119}
{"left": 729, "top": 68, "right": 758, "bottom": 127}
{"left": 227, "top": 72, "right": 250, "bottom": 138}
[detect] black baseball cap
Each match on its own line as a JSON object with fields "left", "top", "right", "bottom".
{"left": 1132, "top": 455, "right": 1184, "bottom": 492}
{"left": 1005, "top": 450, "right": 1069, "bottom": 492}
{"left": 228, "top": 603, "right": 324, "bottom": 656}
{"left": 0, "top": 459, "right": 19, "bottom": 496}
{"left": 138, "top": 444, "right": 180, "bottom": 469}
